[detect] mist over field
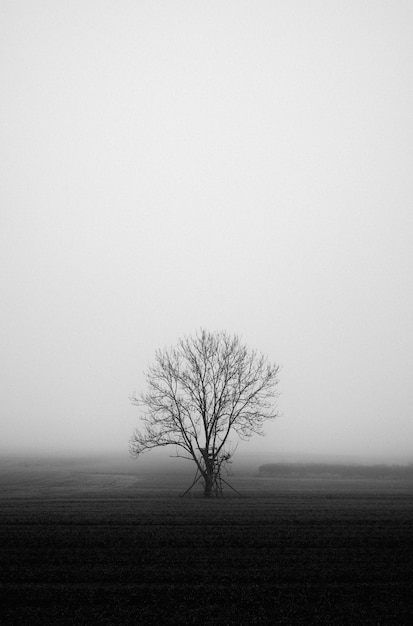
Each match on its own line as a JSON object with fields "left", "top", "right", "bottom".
{"left": 2, "top": 1, "right": 413, "bottom": 466}
{"left": 2, "top": 448, "right": 412, "bottom": 483}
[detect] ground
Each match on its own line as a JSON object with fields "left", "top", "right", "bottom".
{"left": 1, "top": 465, "right": 412, "bottom": 624}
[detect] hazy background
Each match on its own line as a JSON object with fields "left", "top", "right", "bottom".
{"left": 2, "top": 0, "right": 413, "bottom": 467}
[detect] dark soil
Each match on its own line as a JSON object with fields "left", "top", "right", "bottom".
{"left": 1, "top": 472, "right": 412, "bottom": 624}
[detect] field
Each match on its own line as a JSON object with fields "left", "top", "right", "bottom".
{"left": 1, "top": 463, "right": 413, "bottom": 624}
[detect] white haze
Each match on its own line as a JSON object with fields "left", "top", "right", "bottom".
{"left": 1, "top": 1, "right": 413, "bottom": 466}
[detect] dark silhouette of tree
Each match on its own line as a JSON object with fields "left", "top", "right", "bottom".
{"left": 130, "top": 329, "right": 280, "bottom": 497}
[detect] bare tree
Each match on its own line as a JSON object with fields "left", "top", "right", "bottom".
{"left": 130, "top": 329, "right": 280, "bottom": 497}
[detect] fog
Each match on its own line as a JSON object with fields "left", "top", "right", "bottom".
{"left": 2, "top": 1, "right": 413, "bottom": 466}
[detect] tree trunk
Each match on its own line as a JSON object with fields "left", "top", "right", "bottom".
{"left": 203, "top": 470, "right": 214, "bottom": 498}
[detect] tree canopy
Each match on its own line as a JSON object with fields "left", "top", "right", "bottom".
{"left": 130, "top": 329, "right": 280, "bottom": 496}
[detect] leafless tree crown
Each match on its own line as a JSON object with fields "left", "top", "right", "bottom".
{"left": 130, "top": 329, "right": 280, "bottom": 495}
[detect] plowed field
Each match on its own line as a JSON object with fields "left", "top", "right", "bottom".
{"left": 1, "top": 471, "right": 412, "bottom": 624}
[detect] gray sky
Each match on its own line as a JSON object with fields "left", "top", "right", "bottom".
{"left": 2, "top": 0, "right": 413, "bottom": 463}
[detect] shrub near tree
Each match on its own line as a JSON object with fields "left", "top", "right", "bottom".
{"left": 130, "top": 329, "right": 280, "bottom": 497}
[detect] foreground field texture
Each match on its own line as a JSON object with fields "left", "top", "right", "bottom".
{"left": 1, "top": 470, "right": 413, "bottom": 624}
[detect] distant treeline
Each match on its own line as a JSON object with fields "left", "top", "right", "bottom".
{"left": 258, "top": 463, "right": 413, "bottom": 480}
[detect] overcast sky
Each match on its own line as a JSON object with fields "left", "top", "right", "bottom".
{"left": 2, "top": 1, "right": 413, "bottom": 464}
